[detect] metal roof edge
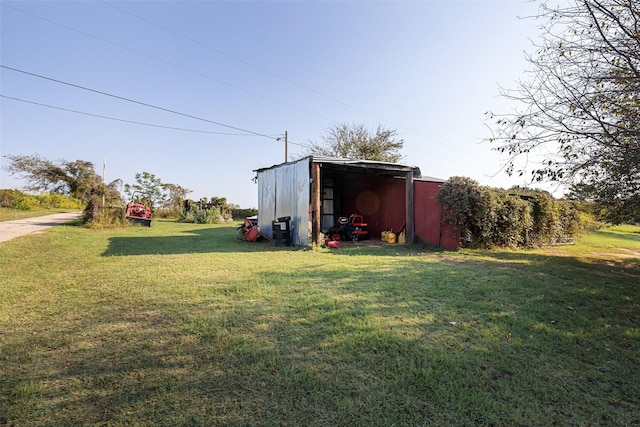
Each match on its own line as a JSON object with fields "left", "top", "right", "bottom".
{"left": 310, "top": 156, "right": 421, "bottom": 177}
{"left": 414, "top": 175, "right": 447, "bottom": 183}
{"left": 254, "top": 155, "right": 430, "bottom": 178}
{"left": 253, "top": 156, "right": 312, "bottom": 173}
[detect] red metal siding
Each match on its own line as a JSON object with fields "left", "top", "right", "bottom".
{"left": 339, "top": 176, "right": 405, "bottom": 238}
{"left": 413, "top": 181, "right": 460, "bottom": 249}
{"left": 334, "top": 176, "right": 460, "bottom": 249}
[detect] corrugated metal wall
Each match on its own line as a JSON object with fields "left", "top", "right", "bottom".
{"left": 414, "top": 180, "right": 460, "bottom": 249}
{"left": 257, "top": 158, "right": 310, "bottom": 246}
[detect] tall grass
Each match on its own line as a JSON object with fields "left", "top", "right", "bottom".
{"left": 1, "top": 220, "right": 638, "bottom": 426}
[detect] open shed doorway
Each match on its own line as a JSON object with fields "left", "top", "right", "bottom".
{"left": 319, "top": 172, "right": 407, "bottom": 239}
{"left": 312, "top": 158, "right": 417, "bottom": 245}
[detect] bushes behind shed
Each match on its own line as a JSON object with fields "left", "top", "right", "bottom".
{"left": 435, "top": 177, "right": 583, "bottom": 248}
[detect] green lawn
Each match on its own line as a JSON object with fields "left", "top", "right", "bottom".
{"left": 1, "top": 220, "right": 638, "bottom": 426}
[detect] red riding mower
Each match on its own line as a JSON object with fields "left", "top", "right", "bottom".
{"left": 327, "top": 214, "right": 369, "bottom": 242}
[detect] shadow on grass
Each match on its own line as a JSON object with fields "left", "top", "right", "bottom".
{"left": 101, "top": 225, "right": 276, "bottom": 256}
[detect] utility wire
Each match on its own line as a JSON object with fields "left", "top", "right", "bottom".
{"left": 2, "top": 2, "right": 474, "bottom": 169}
{"left": 99, "top": 0, "right": 369, "bottom": 116}
{"left": 97, "top": 1, "right": 471, "bottom": 167}
{"left": 1, "top": 2, "right": 333, "bottom": 122}
{"left": 282, "top": 137, "right": 309, "bottom": 149}
{"left": 0, "top": 95, "right": 258, "bottom": 136}
{"left": 98, "top": 1, "right": 443, "bottom": 144}
{"left": 1, "top": 65, "right": 278, "bottom": 140}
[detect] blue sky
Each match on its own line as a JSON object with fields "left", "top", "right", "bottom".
{"left": 1, "top": 0, "right": 545, "bottom": 208}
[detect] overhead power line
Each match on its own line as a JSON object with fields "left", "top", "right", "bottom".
{"left": 96, "top": 0, "right": 469, "bottom": 166}
{"left": 1, "top": 2, "right": 472, "bottom": 169}
{"left": 0, "top": 65, "right": 278, "bottom": 140}
{"left": 98, "top": 0, "right": 440, "bottom": 143}
{"left": 99, "top": 0, "right": 369, "bottom": 116}
{"left": 0, "top": 95, "right": 257, "bottom": 136}
{"left": 1, "top": 2, "right": 333, "bottom": 122}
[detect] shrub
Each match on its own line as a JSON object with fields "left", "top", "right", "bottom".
{"left": 154, "top": 208, "right": 180, "bottom": 219}
{"left": 5, "top": 191, "right": 38, "bottom": 210}
{"left": 180, "top": 206, "right": 223, "bottom": 224}
{"left": 181, "top": 196, "right": 235, "bottom": 224}
{"left": 436, "top": 178, "right": 583, "bottom": 248}
{"left": 83, "top": 194, "right": 127, "bottom": 228}
{"left": 0, "top": 189, "right": 17, "bottom": 208}
{"left": 0, "top": 189, "right": 82, "bottom": 210}
{"left": 435, "top": 177, "right": 498, "bottom": 247}
{"left": 231, "top": 207, "right": 257, "bottom": 219}
{"left": 493, "top": 191, "right": 533, "bottom": 247}
{"left": 35, "top": 192, "right": 82, "bottom": 209}
{"left": 85, "top": 206, "right": 127, "bottom": 229}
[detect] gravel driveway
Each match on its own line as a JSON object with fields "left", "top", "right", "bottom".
{"left": 0, "top": 212, "right": 83, "bottom": 243}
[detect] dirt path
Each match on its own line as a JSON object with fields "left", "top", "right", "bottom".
{"left": 0, "top": 212, "right": 83, "bottom": 243}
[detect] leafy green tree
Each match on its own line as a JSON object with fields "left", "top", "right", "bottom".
{"left": 487, "top": 0, "right": 640, "bottom": 223}
{"left": 3, "top": 153, "right": 120, "bottom": 204}
{"left": 125, "top": 172, "right": 166, "bottom": 209}
{"left": 5, "top": 154, "right": 95, "bottom": 200}
{"left": 162, "top": 183, "right": 191, "bottom": 212}
{"left": 307, "top": 123, "right": 404, "bottom": 162}
{"left": 4, "top": 154, "right": 123, "bottom": 222}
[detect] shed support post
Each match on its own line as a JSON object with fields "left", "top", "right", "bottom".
{"left": 405, "top": 171, "right": 414, "bottom": 244}
{"left": 311, "top": 162, "right": 322, "bottom": 246}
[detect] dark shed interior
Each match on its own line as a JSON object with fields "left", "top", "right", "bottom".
{"left": 314, "top": 158, "right": 458, "bottom": 248}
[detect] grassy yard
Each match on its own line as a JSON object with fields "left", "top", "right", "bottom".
{"left": 1, "top": 220, "right": 638, "bottom": 426}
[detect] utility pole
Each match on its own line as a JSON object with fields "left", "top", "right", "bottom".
{"left": 284, "top": 131, "right": 288, "bottom": 163}
{"left": 277, "top": 131, "right": 289, "bottom": 163}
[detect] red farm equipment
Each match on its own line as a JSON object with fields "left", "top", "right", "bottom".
{"left": 327, "top": 214, "right": 369, "bottom": 242}
{"left": 125, "top": 198, "right": 152, "bottom": 227}
{"left": 238, "top": 215, "right": 263, "bottom": 242}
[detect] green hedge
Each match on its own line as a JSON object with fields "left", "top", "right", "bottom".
{"left": 435, "top": 177, "right": 584, "bottom": 248}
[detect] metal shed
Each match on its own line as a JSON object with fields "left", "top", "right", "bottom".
{"left": 255, "top": 156, "right": 460, "bottom": 248}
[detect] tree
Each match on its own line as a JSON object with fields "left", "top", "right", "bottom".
{"left": 124, "top": 172, "right": 166, "bottom": 209}
{"left": 487, "top": 0, "right": 640, "bottom": 223}
{"left": 4, "top": 154, "right": 95, "bottom": 199}
{"left": 306, "top": 123, "right": 404, "bottom": 162}
{"left": 162, "top": 183, "right": 191, "bottom": 212}
{"left": 3, "top": 153, "right": 120, "bottom": 204}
